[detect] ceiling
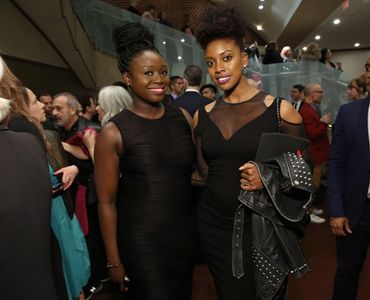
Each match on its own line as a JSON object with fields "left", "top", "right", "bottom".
{"left": 210, "top": 0, "right": 370, "bottom": 51}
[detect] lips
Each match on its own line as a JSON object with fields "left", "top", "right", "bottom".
{"left": 216, "top": 76, "right": 231, "bottom": 84}
{"left": 150, "top": 87, "right": 165, "bottom": 95}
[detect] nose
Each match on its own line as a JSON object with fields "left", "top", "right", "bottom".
{"left": 215, "top": 60, "right": 225, "bottom": 73}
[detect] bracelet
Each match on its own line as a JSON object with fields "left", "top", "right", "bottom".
{"left": 106, "top": 262, "right": 121, "bottom": 268}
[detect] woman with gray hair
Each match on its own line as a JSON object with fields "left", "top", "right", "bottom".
{"left": 96, "top": 85, "right": 132, "bottom": 126}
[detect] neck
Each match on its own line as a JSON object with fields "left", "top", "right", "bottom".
{"left": 223, "top": 77, "right": 259, "bottom": 103}
{"left": 131, "top": 99, "right": 164, "bottom": 119}
{"left": 65, "top": 115, "right": 79, "bottom": 131}
{"left": 186, "top": 85, "right": 200, "bottom": 91}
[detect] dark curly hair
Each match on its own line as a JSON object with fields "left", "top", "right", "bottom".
{"left": 195, "top": 6, "right": 246, "bottom": 50}
{"left": 113, "top": 22, "right": 159, "bottom": 74}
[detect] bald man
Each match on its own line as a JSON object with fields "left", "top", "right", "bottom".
{"left": 300, "top": 83, "right": 332, "bottom": 224}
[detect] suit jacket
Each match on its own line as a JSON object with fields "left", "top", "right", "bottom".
{"left": 327, "top": 96, "right": 370, "bottom": 227}
{"left": 299, "top": 102, "right": 330, "bottom": 164}
{"left": 173, "top": 91, "right": 212, "bottom": 117}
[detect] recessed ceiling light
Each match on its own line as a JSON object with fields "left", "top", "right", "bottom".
{"left": 180, "top": 38, "right": 185, "bottom": 43}
{"left": 162, "top": 41, "right": 166, "bottom": 45}
{"left": 303, "top": 46, "right": 308, "bottom": 51}
{"left": 177, "top": 56, "right": 182, "bottom": 60}
{"left": 260, "top": 0, "right": 264, "bottom": 2}
{"left": 259, "top": 5, "right": 264, "bottom": 10}
{"left": 257, "top": 25, "right": 263, "bottom": 31}
{"left": 315, "top": 35, "right": 321, "bottom": 40}
{"left": 333, "top": 18, "right": 341, "bottom": 25}
{"left": 354, "top": 42, "right": 360, "bottom": 47}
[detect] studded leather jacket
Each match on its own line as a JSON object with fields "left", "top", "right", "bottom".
{"left": 232, "top": 153, "right": 314, "bottom": 300}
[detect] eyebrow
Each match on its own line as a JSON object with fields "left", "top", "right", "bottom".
{"left": 205, "top": 49, "right": 233, "bottom": 59}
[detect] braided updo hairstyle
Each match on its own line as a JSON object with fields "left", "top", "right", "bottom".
{"left": 113, "top": 21, "right": 159, "bottom": 74}
{"left": 195, "top": 6, "right": 246, "bottom": 51}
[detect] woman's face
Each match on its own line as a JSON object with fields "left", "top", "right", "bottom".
{"left": 347, "top": 87, "right": 361, "bottom": 100}
{"left": 124, "top": 50, "right": 169, "bottom": 104}
{"left": 27, "top": 88, "right": 46, "bottom": 122}
{"left": 204, "top": 38, "right": 248, "bottom": 92}
{"left": 96, "top": 104, "right": 106, "bottom": 122}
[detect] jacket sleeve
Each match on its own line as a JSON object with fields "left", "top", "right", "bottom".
{"left": 327, "top": 106, "right": 347, "bottom": 217}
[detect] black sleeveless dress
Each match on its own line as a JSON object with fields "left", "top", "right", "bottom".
{"left": 195, "top": 92, "right": 281, "bottom": 299}
{"left": 110, "top": 105, "right": 197, "bottom": 300}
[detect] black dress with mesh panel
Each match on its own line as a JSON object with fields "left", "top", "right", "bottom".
{"left": 110, "top": 105, "right": 197, "bottom": 300}
{"left": 194, "top": 91, "right": 304, "bottom": 300}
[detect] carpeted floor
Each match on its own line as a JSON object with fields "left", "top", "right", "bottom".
{"left": 93, "top": 220, "right": 370, "bottom": 300}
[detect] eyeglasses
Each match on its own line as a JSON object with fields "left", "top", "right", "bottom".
{"left": 365, "top": 64, "right": 370, "bottom": 72}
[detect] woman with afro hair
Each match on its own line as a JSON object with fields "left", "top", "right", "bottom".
{"left": 193, "top": 6, "right": 306, "bottom": 300}
{"left": 94, "top": 22, "right": 197, "bottom": 299}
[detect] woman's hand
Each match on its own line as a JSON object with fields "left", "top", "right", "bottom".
{"left": 54, "top": 165, "right": 79, "bottom": 190}
{"left": 62, "top": 142, "right": 89, "bottom": 160}
{"left": 239, "top": 162, "right": 263, "bottom": 191}
{"left": 109, "top": 263, "right": 128, "bottom": 292}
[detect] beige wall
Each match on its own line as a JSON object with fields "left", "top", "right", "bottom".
{"left": 333, "top": 50, "right": 370, "bottom": 78}
{"left": 0, "top": 0, "right": 67, "bottom": 68}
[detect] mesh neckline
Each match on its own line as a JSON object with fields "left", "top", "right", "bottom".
{"left": 218, "top": 91, "right": 266, "bottom": 106}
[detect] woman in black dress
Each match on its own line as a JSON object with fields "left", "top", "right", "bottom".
{"left": 193, "top": 7, "right": 305, "bottom": 300}
{"left": 94, "top": 22, "right": 197, "bottom": 300}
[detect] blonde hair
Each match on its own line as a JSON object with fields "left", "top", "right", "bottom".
{"left": 98, "top": 86, "right": 132, "bottom": 126}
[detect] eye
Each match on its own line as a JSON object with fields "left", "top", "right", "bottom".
{"left": 161, "top": 70, "right": 168, "bottom": 76}
{"left": 206, "top": 60, "right": 214, "bottom": 68}
{"left": 223, "top": 55, "right": 232, "bottom": 62}
{"left": 144, "top": 71, "right": 153, "bottom": 76}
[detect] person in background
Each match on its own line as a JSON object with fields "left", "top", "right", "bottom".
{"left": 173, "top": 65, "right": 212, "bottom": 117}
{"left": 292, "top": 48, "right": 303, "bottom": 62}
{"left": 79, "top": 94, "right": 98, "bottom": 122}
{"left": 299, "top": 83, "right": 331, "bottom": 224}
{"left": 200, "top": 83, "right": 217, "bottom": 101}
{"left": 95, "top": 21, "right": 197, "bottom": 300}
{"left": 194, "top": 6, "right": 306, "bottom": 300}
{"left": 96, "top": 85, "right": 132, "bottom": 126}
{"left": 127, "top": 0, "right": 140, "bottom": 15}
{"left": 347, "top": 76, "right": 367, "bottom": 101}
{"left": 262, "top": 41, "right": 283, "bottom": 65}
{"left": 302, "top": 43, "right": 321, "bottom": 61}
{"left": 291, "top": 84, "right": 304, "bottom": 111}
{"left": 319, "top": 48, "right": 338, "bottom": 70}
{"left": 163, "top": 75, "right": 185, "bottom": 105}
{"left": 39, "top": 91, "right": 58, "bottom": 131}
{"left": 327, "top": 57, "right": 370, "bottom": 300}
{"left": 280, "top": 46, "right": 293, "bottom": 62}
{"left": 0, "top": 63, "right": 59, "bottom": 300}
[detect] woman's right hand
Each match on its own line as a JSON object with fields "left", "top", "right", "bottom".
{"left": 109, "top": 263, "right": 128, "bottom": 292}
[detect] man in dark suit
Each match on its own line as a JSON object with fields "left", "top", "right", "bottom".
{"left": 173, "top": 65, "right": 212, "bottom": 117}
{"left": 163, "top": 75, "right": 185, "bottom": 105}
{"left": 327, "top": 57, "right": 370, "bottom": 300}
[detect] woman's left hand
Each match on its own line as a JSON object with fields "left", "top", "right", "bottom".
{"left": 54, "top": 165, "right": 79, "bottom": 190}
{"left": 239, "top": 162, "right": 263, "bottom": 191}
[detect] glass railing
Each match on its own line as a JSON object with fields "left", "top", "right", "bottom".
{"left": 246, "top": 60, "right": 354, "bottom": 121}
{"left": 71, "top": 0, "right": 354, "bottom": 122}
{"left": 72, "top": 0, "right": 206, "bottom": 80}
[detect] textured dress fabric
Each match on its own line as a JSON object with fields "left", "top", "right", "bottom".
{"left": 110, "top": 105, "right": 197, "bottom": 300}
{"left": 195, "top": 92, "right": 302, "bottom": 300}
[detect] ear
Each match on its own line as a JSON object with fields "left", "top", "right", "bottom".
{"left": 242, "top": 51, "right": 249, "bottom": 69}
{"left": 122, "top": 72, "right": 131, "bottom": 87}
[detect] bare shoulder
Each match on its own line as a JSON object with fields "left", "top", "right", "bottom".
{"left": 97, "top": 122, "right": 123, "bottom": 155}
{"left": 192, "top": 101, "right": 216, "bottom": 129}
{"left": 280, "top": 99, "right": 302, "bottom": 124}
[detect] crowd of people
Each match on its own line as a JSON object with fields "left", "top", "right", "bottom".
{"left": 1, "top": 3, "right": 370, "bottom": 300}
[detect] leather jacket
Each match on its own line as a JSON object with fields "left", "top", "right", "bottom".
{"left": 232, "top": 153, "right": 314, "bottom": 300}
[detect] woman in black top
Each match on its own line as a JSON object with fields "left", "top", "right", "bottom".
{"left": 94, "top": 22, "right": 197, "bottom": 300}
{"left": 193, "top": 7, "right": 304, "bottom": 300}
